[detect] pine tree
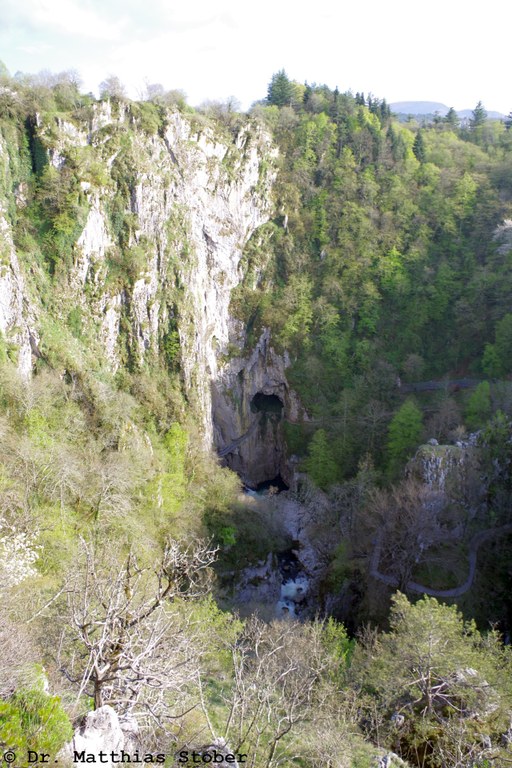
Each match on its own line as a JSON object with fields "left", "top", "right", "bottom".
{"left": 304, "top": 429, "right": 338, "bottom": 489}
{"left": 386, "top": 400, "right": 423, "bottom": 476}
{"left": 444, "top": 106, "right": 460, "bottom": 128}
{"left": 465, "top": 381, "right": 492, "bottom": 430}
{"left": 267, "top": 70, "right": 294, "bottom": 107}
{"left": 412, "top": 130, "right": 426, "bottom": 162}
{"left": 470, "top": 100, "right": 487, "bottom": 130}
{"left": 379, "top": 99, "right": 390, "bottom": 121}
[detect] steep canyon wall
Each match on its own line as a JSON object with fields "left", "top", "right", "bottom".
{"left": 0, "top": 100, "right": 303, "bottom": 481}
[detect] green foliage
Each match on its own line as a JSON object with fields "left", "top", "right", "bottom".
{"left": 444, "top": 107, "right": 460, "bottom": 128}
{"left": 142, "top": 423, "right": 189, "bottom": 530}
{"left": 485, "top": 313, "right": 512, "bottom": 376}
{"left": 267, "top": 70, "right": 303, "bottom": 108}
{"left": 412, "top": 129, "right": 426, "bottom": 162}
{"left": 482, "top": 342, "right": 501, "bottom": 377}
{"left": 386, "top": 400, "right": 423, "bottom": 476}
{"left": 0, "top": 675, "right": 72, "bottom": 757}
{"left": 129, "top": 101, "right": 164, "bottom": 134}
{"left": 30, "top": 164, "right": 89, "bottom": 274}
{"left": 352, "top": 593, "right": 512, "bottom": 767}
{"left": 304, "top": 429, "right": 339, "bottom": 489}
{"left": 478, "top": 410, "right": 512, "bottom": 516}
{"left": 2, "top": 72, "right": 512, "bottom": 765}
{"left": 470, "top": 100, "right": 487, "bottom": 130}
{"left": 106, "top": 242, "right": 147, "bottom": 286}
{"left": 465, "top": 381, "right": 491, "bottom": 429}
{"left": 242, "top": 81, "right": 512, "bottom": 477}
{"left": 326, "top": 541, "right": 352, "bottom": 590}
{"left": 275, "top": 274, "right": 314, "bottom": 352}
{"left": 0, "top": 332, "right": 8, "bottom": 365}
{"left": 27, "top": 122, "right": 49, "bottom": 177}
{"left": 66, "top": 307, "right": 82, "bottom": 339}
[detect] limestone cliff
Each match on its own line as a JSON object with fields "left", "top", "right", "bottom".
{"left": 0, "top": 134, "right": 37, "bottom": 377}
{"left": 213, "top": 327, "right": 308, "bottom": 486}
{"left": 407, "top": 436, "right": 484, "bottom": 513}
{"left": 0, "top": 99, "right": 305, "bottom": 470}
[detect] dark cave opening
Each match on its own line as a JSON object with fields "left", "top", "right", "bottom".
{"left": 255, "top": 474, "right": 289, "bottom": 494}
{"left": 243, "top": 475, "right": 290, "bottom": 495}
{"left": 250, "top": 392, "right": 284, "bottom": 415}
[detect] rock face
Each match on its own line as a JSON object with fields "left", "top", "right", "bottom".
{"left": 0, "top": 103, "right": 302, "bottom": 462}
{"left": 408, "top": 443, "right": 469, "bottom": 492}
{"left": 0, "top": 135, "right": 37, "bottom": 378}
{"left": 178, "top": 739, "right": 242, "bottom": 768}
{"left": 58, "top": 706, "right": 139, "bottom": 767}
{"left": 214, "top": 328, "right": 307, "bottom": 486}
{"left": 407, "top": 438, "right": 484, "bottom": 514}
{"left": 233, "top": 483, "right": 330, "bottom": 620}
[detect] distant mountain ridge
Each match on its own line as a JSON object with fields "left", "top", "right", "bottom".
{"left": 390, "top": 101, "right": 505, "bottom": 119}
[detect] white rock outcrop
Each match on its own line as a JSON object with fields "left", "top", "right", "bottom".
{"left": 58, "top": 706, "right": 139, "bottom": 767}
{"left": 0, "top": 134, "right": 37, "bottom": 378}
{"left": 63, "top": 109, "right": 277, "bottom": 444}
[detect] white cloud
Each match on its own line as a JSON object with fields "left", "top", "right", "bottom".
{"left": 0, "top": 0, "right": 510, "bottom": 113}
{"left": 2, "top": 0, "right": 122, "bottom": 41}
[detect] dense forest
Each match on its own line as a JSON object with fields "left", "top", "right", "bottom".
{"left": 1, "top": 64, "right": 512, "bottom": 767}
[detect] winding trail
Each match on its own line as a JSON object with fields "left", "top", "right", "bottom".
{"left": 370, "top": 524, "right": 512, "bottom": 597}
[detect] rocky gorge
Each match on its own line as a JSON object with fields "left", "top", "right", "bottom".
{"left": 0, "top": 99, "right": 309, "bottom": 487}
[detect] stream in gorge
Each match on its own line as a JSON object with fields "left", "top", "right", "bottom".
{"left": 237, "top": 482, "right": 314, "bottom": 620}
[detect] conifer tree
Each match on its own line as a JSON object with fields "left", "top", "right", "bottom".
{"left": 267, "top": 70, "right": 294, "bottom": 107}
{"left": 304, "top": 429, "right": 338, "bottom": 489}
{"left": 412, "top": 130, "right": 426, "bottom": 162}
{"left": 444, "top": 106, "right": 460, "bottom": 128}
{"left": 386, "top": 400, "right": 423, "bottom": 476}
{"left": 465, "top": 381, "right": 492, "bottom": 430}
{"left": 470, "top": 100, "right": 487, "bottom": 129}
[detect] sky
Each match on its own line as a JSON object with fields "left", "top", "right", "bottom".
{"left": 0, "top": 0, "right": 510, "bottom": 114}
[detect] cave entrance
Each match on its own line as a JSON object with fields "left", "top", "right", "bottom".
{"left": 255, "top": 474, "right": 289, "bottom": 494}
{"left": 250, "top": 392, "right": 284, "bottom": 416}
{"left": 243, "top": 474, "right": 289, "bottom": 496}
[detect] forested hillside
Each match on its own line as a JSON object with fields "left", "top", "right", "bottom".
{"left": 1, "top": 66, "right": 512, "bottom": 767}
{"left": 240, "top": 72, "right": 512, "bottom": 481}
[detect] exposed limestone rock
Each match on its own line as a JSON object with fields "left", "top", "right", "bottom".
{"left": 408, "top": 443, "right": 467, "bottom": 492}
{"left": 64, "top": 108, "right": 276, "bottom": 444}
{"left": 1, "top": 103, "right": 285, "bottom": 451}
{"left": 407, "top": 440, "right": 483, "bottom": 510}
{"left": 235, "top": 551, "right": 282, "bottom": 608}
{"left": 74, "top": 193, "right": 112, "bottom": 286}
{"left": 375, "top": 753, "right": 410, "bottom": 768}
{"left": 213, "top": 328, "right": 308, "bottom": 486}
{"left": 157, "top": 118, "right": 277, "bottom": 444}
{"left": 0, "top": 136, "right": 37, "bottom": 377}
{"left": 58, "top": 706, "right": 139, "bottom": 767}
{"left": 494, "top": 219, "right": 512, "bottom": 255}
{"left": 233, "top": 483, "right": 330, "bottom": 620}
{"left": 171, "top": 739, "right": 242, "bottom": 768}
{"left": 100, "top": 292, "right": 124, "bottom": 368}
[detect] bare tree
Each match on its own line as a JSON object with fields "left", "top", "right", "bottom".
{"left": 215, "top": 618, "right": 333, "bottom": 768}
{"left": 0, "top": 523, "right": 39, "bottom": 696}
{"left": 99, "top": 75, "right": 127, "bottom": 101}
{"left": 356, "top": 399, "right": 389, "bottom": 452}
{"left": 369, "top": 480, "right": 446, "bottom": 589}
{"left": 58, "top": 538, "right": 217, "bottom": 733}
